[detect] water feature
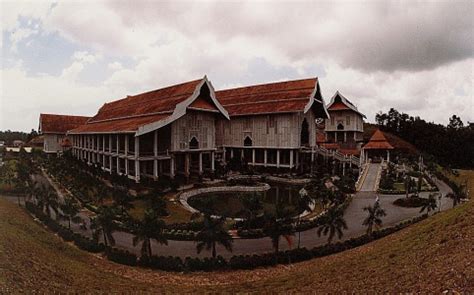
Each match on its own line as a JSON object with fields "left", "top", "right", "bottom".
{"left": 187, "top": 183, "right": 304, "bottom": 219}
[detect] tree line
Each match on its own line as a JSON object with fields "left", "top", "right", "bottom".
{"left": 375, "top": 109, "right": 474, "bottom": 169}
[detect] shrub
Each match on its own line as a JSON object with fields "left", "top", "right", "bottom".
{"left": 393, "top": 196, "right": 429, "bottom": 207}
{"left": 106, "top": 247, "right": 137, "bottom": 266}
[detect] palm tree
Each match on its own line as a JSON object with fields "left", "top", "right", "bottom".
{"left": 446, "top": 192, "right": 461, "bottom": 208}
{"left": 263, "top": 200, "right": 294, "bottom": 258}
{"left": 195, "top": 214, "right": 233, "bottom": 258}
{"left": 130, "top": 209, "right": 168, "bottom": 258}
{"left": 296, "top": 188, "right": 313, "bottom": 248}
{"left": 240, "top": 194, "right": 263, "bottom": 229}
{"left": 37, "top": 186, "right": 59, "bottom": 218}
{"left": 112, "top": 188, "right": 133, "bottom": 216}
{"left": 362, "top": 202, "right": 386, "bottom": 236}
{"left": 263, "top": 213, "right": 294, "bottom": 257}
{"left": 90, "top": 206, "right": 117, "bottom": 247}
{"left": 317, "top": 207, "right": 347, "bottom": 244}
{"left": 419, "top": 193, "right": 438, "bottom": 214}
{"left": 59, "top": 197, "right": 82, "bottom": 229}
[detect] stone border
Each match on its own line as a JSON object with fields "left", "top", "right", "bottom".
{"left": 228, "top": 174, "right": 312, "bottom": 185}
{"left": 179, "top": 183, "right": 271, "bottom": 221}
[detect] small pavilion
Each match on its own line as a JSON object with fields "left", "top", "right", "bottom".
{"left": 361, "top": 129, "right": 394, "bottom": 163}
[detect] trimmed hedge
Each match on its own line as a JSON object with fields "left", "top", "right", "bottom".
{"left": 25, "top": 201, "right": 105, "bottom": 253}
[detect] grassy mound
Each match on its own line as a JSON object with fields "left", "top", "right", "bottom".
{"left": 1, "top": 170, "right": 473, "bottom": 292}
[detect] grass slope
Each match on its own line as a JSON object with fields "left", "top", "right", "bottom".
{"left": 1, "top": 171, "right": 473, "bottom": 293}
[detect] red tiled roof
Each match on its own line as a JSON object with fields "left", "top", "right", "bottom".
{"left": 328, "top": 102, "right": 351, "bottom": 111}
{"left": 40, "top": 114, "right": 90, "bottom": 134}
{"left": 363, "top": 129, "right": 394, "bottom": 150}
{"left": 69, "top": 114, "right": 168, "bottom": 134}
{"left": 188, "top": 97, "right": 219, "bottom": 111}
{"left": 89, "top": 79, "right": 202, "bottom": 123}
{"left": 216, "top": 78, "right": 318, "bottom": 116}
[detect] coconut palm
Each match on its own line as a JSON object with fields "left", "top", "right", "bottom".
{"left": 263, "top": 200, "right": 294, "bottom": 257}
{"left": 90, "top": 206, "right": 117, "bottom": 247}
{"left": 59, "top": 197, "right": 82, "bottom": 229}
{"left": 240, "top": 194, "right": 263, "bottom": 229}
{"left": 37, "top": 186, "right": 59, "bottom": 218}
{"left": 446, "top": 192, "right": 461, "bottom": 208}
{"left": 296, "top": 188, "right": 314, "bottom": 248}
{"left": 419, "top": 193, "right": 438, "bottom": 214}
{"left": 130, "top": 209, "right": 168, "bottom": 258}
{"left": 195, "top": 213, "right": 233, "bottom": 258}
{"left": 112, "top": 188, "right": 133, "bottom": 216}
{"left": 317, "top": 207, "right": 347, "bottom": 244}
{"left": 362, "top": 202, "right": 386, "bottom": 236}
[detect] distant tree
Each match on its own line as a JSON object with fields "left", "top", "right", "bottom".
{"left": 130, "top": 209, "right": 168, "bottom": 259}
{"left": 420, "top": 193, "right": 438, "bottom": 214}
{"left": 362, "top": 202, "right": 386, "bottom": 236}
{"left": 91, "top": 206, "right": 117, "bottom": 247}
{"left": 317, "top": 207, "right": 347, "bottom": 244}
{"left": 448, "top": 115, "right": 464, "bottom": 130}
{"left": 195, "top": 214, "right": 233, "bottom": 258}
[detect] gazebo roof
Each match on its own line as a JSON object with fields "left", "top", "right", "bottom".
{"left": 363, "top": 129, "right": 394, "bottom": 150}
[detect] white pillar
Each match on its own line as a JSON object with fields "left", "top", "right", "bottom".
{"left": 170, "top": 156, "right": 175, "bottom": 179}
{"left": 276, "top": 150, "right": 280, "bottom": 168}
{"left": 185, "top": 154, "right": 190, "bottom": 177}
{"left": 134, "top": 136, "right": 140, "bottom": 182}
{"left": 222, "top": 148, "right": 226, "bottom": 164}
{"left": 252, "top": 149, "right": 256, "bottom": 165}
{"left": 387, "top": 150, "right": 390, "bottom": 163}
{"left": 153, "top": 130, "right": 158, "bottom": 180}
{"left": 116, "top": 135, "right": 119, "bottom": 155}
{"left": 198, "top": 152, "right": 203, "bottom": 175}
{"left": 125, "top": 135, "right": 129, "bottom": 176}
{"left": 211, "top": 151, "right": 215, "bottom": 172}
{"left": 116, "top": 156, "right": 120, "bottom": 174}
{"left": 264, "top": 149, "right": 268, "bottom": 167}
{"left": 344, "top": 132, "right": 347, "bottom": 142}
{"left": 290, "top": 150, "right": 294, "bottom": 168}
{"left": 230, "top": 148, "right": 234, "bottom": 158}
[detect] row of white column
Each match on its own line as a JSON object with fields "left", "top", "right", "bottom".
{"left": 222, "top": 148, "right": 298, "bottom": 169}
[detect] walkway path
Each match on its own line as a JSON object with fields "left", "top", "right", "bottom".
{"left": 2, "top": 173, "right": 453, "bottom": 259}
{"left": 359, "top": 163, "right": 382, "bottom": 192}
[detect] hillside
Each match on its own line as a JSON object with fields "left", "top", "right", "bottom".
{"left": 1, "top": 171, "right": 473, "bottom": 293}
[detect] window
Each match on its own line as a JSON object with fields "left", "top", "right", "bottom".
{"left": 346, "top": 116, "right": 351, "bottom": 126}
{"left": 331, "top": 116, "right": 335, "bottom": 126}
{"left": 244, "top": 136, "right": 253, "bottom": 146}
{"left": 189, "top": 137, "right": 199, "bottom": 149}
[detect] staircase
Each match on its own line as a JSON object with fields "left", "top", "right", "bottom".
{"left": 315, "top": 146, "right": 360, "bottom": 167}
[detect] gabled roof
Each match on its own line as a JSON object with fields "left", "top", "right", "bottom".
{"left": 327, "top": 91, "right": 366, "bottom": 118}
{"left": 363, "top": 129, "right": 394, "bottom": 150}
{"left": 39, "top": 114, "right": 90, "bottom": 134}
{"left": 215, "top": 78, "right": 329, "bottom": 118}
{"left": 68, "top": 76, "right": 229, "bottom": 136}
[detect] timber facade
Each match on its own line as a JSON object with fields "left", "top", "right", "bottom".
{"left": 50, "top": 76, "right": 357, "bottom": 182}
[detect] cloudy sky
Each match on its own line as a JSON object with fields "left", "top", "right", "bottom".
{"left": 1, "top": 0, "right": 473, "bottom": 131}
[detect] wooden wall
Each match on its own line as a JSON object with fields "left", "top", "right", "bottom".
{"left": 325, "top": 110, "right": 364, "bottom": 133}
{"left": 170, "top": 110, "right": 216, "bottom": 151}
{"left": 216, "top": 112, "right": 316, "bottom": 148}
